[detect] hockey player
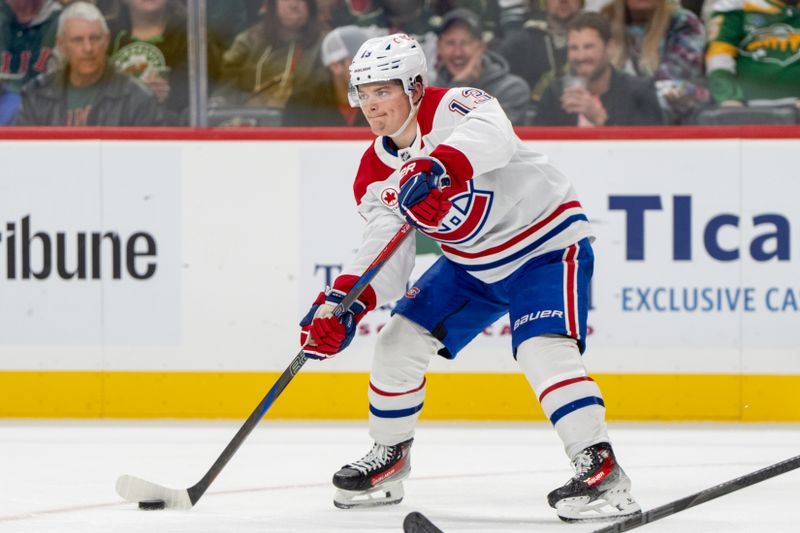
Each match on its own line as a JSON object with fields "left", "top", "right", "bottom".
{"left": 298, "top": 32, "right": 641, "bottom": 522}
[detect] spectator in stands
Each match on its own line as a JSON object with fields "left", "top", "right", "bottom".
{"left": 706, "top": 0, "right": 800, "bottom": 108}
{"left": 498, "top": 0, "right": 583, "bottom": 113}
{"left": 107, "top": 0, "right": 220, "bottom": 125}
{"left": 435, "top": 8, "right": 530, "bottom": 124}
{"left": 431, "top": 0, "right": 524, "bottom": 40}
{"left": 212, "top": 0, "right": 326, "bottom": 109}
{"left": 601, "top": 0, "right": 708, "bottom": 123}
{"left": 0, "top": 80, "right": 21, "bottom": 123}
{"left": 16, "top": 2, "right": 160, "bottom": 125}
{"left": 0, "top": 0, "right": 62, "bottom": 94}
{"left": 283, "top": 24, "right": 369, "bottom": 126}
{"left": 534, "top": 12, "right": 663, "bottom": 126}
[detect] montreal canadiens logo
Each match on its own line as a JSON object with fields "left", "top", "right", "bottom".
{"left": 425, "top": 182, "right": 493, "bottom": 244}
{"left": 381, "top": 186, "right": 399, "bottom": 208}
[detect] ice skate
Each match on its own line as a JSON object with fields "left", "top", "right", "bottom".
{"left": 332, "top": 438, "right": 412, "bottom": 509}
{"left": 548, "top": 442, "right": 641, "bottom": 523}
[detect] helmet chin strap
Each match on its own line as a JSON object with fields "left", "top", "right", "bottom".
{"left": 389, "top": 92, "right": 421, "bottom": 141}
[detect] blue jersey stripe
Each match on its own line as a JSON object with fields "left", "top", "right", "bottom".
{"left": 451, "top": 214, "right": 588, "bottom": 272}
{"left": 382, "top": 136, "right": 399, "bottom": 156}
{"left": 550, "top": 396, "right": 605, "bottom": 425}
{"left": 369, "top": 403, "right": 424, "bottom": 419}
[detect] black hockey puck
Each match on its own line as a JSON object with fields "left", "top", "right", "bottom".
{"left": 138, "top": 499, "right": 166, "bottom": 510}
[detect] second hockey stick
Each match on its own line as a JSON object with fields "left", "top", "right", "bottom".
{"left": 404, "top": 511, "right": 444, "bottom": 532}
{"left": 402, "top": 454, "right": 800, "bottom": 533}
{"left": 116, "top": 223, "right": 414, "bottom": 509}
{"left": 592, "top": 453, "right": 800, "bottom": 533}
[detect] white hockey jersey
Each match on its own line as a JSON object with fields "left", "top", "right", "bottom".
{"left": 342, "top": 86, "right": 593, "bottom": 308}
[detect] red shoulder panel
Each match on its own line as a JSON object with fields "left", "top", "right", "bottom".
{"left": 416, "top": 86, "right": 448, "bottom": 138}
{"left": 353, "top": 143, "right": 394, "bottom": 205}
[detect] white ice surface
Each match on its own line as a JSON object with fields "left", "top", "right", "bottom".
{"left": 1, "top": 421, "right": 799, "bottom": 532}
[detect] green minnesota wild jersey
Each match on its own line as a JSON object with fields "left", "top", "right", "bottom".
{"left": 112, "top": 41, "right": 167, "bottom": 79}
{"left": 706, "top": 0, "right": 800, "bottom": 102}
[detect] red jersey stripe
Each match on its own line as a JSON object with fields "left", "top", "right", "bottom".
{"left": 440, "top": 200, "right": 582, "bottom": 259}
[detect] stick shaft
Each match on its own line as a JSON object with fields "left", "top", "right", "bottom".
{"left": 593, "top": 454, "right": 800, "bottom": 533}
{"left": 187, "top": 223, "right": 414, "bottom": 505}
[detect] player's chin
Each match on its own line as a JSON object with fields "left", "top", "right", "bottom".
{"left": 367, "top": 120, "right": 387, "bottom": 136}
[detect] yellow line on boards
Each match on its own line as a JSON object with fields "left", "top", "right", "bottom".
{"left": 1, "top": 371, "right": 798, "bottom": 421}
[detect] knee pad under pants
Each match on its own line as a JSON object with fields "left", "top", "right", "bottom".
{"left": 516, "top": 335, "right": 609, "bottom": 459}
{"left": 368, "top": 314, "right": 441, "bottom": 446}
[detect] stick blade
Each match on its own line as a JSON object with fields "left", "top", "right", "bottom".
{"left": 115, "top": 474, "right": 193, "bottom": 510}
{"left": 403, "top": 511, "right": 444, "bottom": 533}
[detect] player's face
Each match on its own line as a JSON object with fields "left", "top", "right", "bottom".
{"left": 59, "top": 18, "right": 110, "bottom": 79}
{"left": 356, "top": 81, "right": 412, "bottom": 137}
{"left": 567, "top": 28, "right": 610, "bottom": 82}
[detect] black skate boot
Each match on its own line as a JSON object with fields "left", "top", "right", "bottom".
{"left": 332, "top": 438, "right": 412, "bottom": 509}
{"left": 548, "top": 442, "right": 641, "bottom": 522}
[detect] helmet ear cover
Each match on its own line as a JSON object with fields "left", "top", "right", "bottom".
{"left": 348, "top": 33, "right": 428, "bottom": 107}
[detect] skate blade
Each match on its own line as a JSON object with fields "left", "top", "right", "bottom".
{"left": 334, "top": 482, "right": 404, "bottom": 509}
{"left": 555, "top": 490, "right": 642, "bottom": 523}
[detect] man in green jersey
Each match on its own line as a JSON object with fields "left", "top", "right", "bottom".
{"left": 706, "top": 0, "right": 800, "bottom": 106}
{"left": 16, "top": 1, "right": 160, "bottom": 126}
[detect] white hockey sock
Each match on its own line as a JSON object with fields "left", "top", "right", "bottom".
{"left": 368, "top": 314, "right": 441, "bottom": 446}
{"left": 517, "top": 335, "right": 609, "bottom": 459}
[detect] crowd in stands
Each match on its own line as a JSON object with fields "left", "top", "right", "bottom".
{"left": 0, "top": 0, "right": 798, "bottom": 127}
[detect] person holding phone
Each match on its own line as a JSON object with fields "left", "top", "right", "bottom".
{"left": 534, "top": 12, "right": 663, "bottom": 126}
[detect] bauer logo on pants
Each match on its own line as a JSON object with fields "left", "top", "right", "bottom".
{"left": 513, "top": 310, "right": 564, "bottom": 331}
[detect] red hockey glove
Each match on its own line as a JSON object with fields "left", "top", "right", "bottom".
{"left": 299, "top": 276, "right": 375, "bottom": 360}
{"left": 397, "top": 157, "right": 452, "bottom": 231}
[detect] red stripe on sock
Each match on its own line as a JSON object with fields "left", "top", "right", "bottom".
{"left": 538, "top": 376, "right": 593, "bottom": 403}
{"left": 370, "top": 377, "right": 426, "bottom": 397}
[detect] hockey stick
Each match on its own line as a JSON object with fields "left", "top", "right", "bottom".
{"left": 592, "top": 453, "right": 800, "bottom": 533}
{"left": 116, "top": 223, "right": 414, "bottom": 509}
{"left": 401, "top": 454, "right": 800, "bottom": 532}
